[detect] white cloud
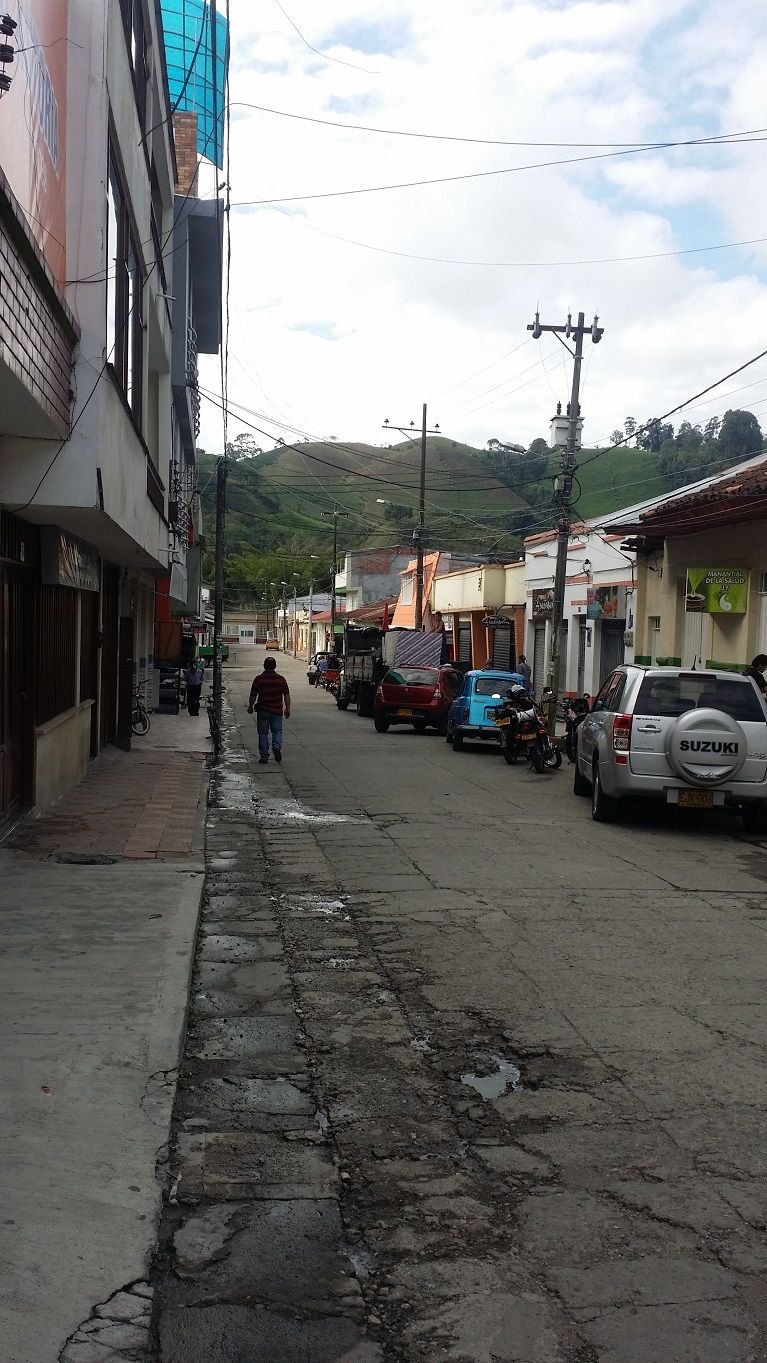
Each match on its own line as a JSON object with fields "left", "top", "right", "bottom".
{"left": 200, "top": 0, "right": 767, "bottom": 483}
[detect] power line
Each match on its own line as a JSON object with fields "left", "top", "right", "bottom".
{"left": 577, "top": 347, "right": 767, "bottom": 474}
{"left": 233, "top": 102, "right": 767, "bottom": 151}
{"left": 231, "top": 132, "right": 767, "bottom": 208}
{"left": 271, "top": 0, "right": 379, "bottom": 75}
{"left": 271, "top": 202, "right": 767, "bottom": 271}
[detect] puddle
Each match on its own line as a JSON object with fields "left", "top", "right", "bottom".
{"left": 254, "top": 790, "right": 364, "bottom": 827}
{"left": 281, "top": 893, "right": 349, "bottom": 919}
{"left": 460, "top": 1054, "right": 522, "bottom": 1100}
{"left": 315, "top": 1108, "right": 330, "bottom": 1136}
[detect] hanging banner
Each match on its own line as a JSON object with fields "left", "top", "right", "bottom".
{"left": 685, "top": 568, "right": 749, "bottom": 614}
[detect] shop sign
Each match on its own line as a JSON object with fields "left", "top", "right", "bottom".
{"left": 483, "top": 614, "right": 512, "bottom": 627}
{"left": 532, "top": 589, "right": 554, "bottom": 619}
{"left": 41, "top": 527, "right": 99, "bottom": 592}
{"left": 686, "top": 568, "right": 749, "bottom": 614}
{"left": 587, "top": 586, "right": 620, "bottom": 620}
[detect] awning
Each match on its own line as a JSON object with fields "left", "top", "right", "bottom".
{"left": 160, "top": 0, "right": 228, "bottom": 168}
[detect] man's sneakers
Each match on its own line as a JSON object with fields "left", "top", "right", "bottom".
{"left": 274, "top": 749, "right": 282, "bottom": 763}
{"left": 258, "top": 756, "right": 269, "bottom": 764}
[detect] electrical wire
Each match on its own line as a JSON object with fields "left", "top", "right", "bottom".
{"left": 232, "top": 103, "right": 767, "bottom": 152}
{"left": 269, "top": 203, "right": 767, "bottom": 270}
{"left": 231, "top": 132, "right": 767, "bottom": 208}
{"left": 576, "top": 347, "right": 767, "bottom": 477}
{"left": 271, "top": 0, "right": 379, "bottom": 75}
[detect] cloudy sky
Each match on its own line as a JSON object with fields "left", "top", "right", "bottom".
{"left": 198, "top": 0, "right": 767, "bottom": 462}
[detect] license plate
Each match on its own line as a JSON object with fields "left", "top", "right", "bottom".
{"left": 397, "top": 708, "right": 414, "bottom": 717}
{"left": 518, "top": 733, "right": 535, "bottom": 743}
{"left": 678, "top": 790, "right": 714, "bottom": 809}
{"left": 495, "top": 716, "right": 511, "bottom": 727}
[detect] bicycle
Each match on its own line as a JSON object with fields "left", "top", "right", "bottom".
{"left": 131, "top": 681, "right": 150, "bottom": 736}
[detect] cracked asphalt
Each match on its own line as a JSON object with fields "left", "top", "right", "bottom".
{"left": 154, "top": 654, "right": 767, "bottom": 1363}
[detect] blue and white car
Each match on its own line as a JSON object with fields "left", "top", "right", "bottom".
{"left": 447, "top": 669, "right": 529, "bottom": 750}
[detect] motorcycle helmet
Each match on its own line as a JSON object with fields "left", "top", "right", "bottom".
{"left": 507, "top": 684, "right": 528, "bottom": 702}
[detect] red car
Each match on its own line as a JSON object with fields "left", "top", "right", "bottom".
{"left": 373, "top": 666, "right": 462, "bottom": 734}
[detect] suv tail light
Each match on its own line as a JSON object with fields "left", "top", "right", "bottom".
{"left": 613, "top": 713, "right": 632, "bottom": 751}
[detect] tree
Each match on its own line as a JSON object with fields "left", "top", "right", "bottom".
{"left": 228, "top": 432, "right": 263, "bottom": 460}
{"left": 610, "top": 429, "right": 623, "bottom": 446}
{"left": 703, "top": 416, "right": 721, "bottom": 443}
{"left": 717, "top": 409, "right": 763, "bottom": 463}
{"left": 624, "top": 417, "right": 637, "bottom": 444}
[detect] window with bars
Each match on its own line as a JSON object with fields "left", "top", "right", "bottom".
{"left": 106, "top": 150, "right": 144, "bottom": 426}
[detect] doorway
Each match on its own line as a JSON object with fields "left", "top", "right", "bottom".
{"left": 599, "top": 620, "right": 625, "bottom": 684}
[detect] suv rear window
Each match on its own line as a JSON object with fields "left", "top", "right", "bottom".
{"left": 385, "top": 668, "right": 438, "bottom": 686}
{"left": 636, "top": 675, "right": 765, "bottom": 723}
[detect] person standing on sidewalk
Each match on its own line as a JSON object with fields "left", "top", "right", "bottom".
{"left": 517, "top": 654, "right": 532, "bottom": 689}
{"left": 248, "top": 657, "right": 291, "bottom": 764}
{"left": 184, "top": 658, "right": 205, "bottom": 716}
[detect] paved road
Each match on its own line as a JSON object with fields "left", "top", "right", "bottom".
{"left": 158, "top": 653, "right": 767, "bottom": 1363}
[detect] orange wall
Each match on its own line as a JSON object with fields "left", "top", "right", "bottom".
{"left": 0, "top": 0, "right": 68, "bottom": 284}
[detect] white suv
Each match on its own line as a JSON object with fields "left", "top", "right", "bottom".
{"left": 574, "top": 665, "right": 767, "bottom": 831}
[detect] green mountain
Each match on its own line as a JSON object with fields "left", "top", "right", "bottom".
{"left": 197, "top": 427, "right": 758, "bottom": 598}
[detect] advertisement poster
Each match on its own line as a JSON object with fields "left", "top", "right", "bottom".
{"left": 586, "top": 586, "right": 620, "bottom": 620}
{"left": 685, "top": 568, "right": 749, "bottom": 615}
{"left": 0, "top": 0, "right": 68, "bottom": 284}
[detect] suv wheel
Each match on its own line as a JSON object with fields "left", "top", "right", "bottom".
{"left": 742, "top": 802, "right": 767, "bottom": 834}
{"left": 452, "top": 731, "right": 464, "bottom": 751}
{"left": 374, "top": 715, "right": 390, "bottom": 733}
{"left": 591, "top": 759, "right": 619, "bottom": 822}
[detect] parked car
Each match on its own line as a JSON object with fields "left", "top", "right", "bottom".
{"left": 373, "top": 665, "right": 462, "bottom": 734}
{"left": 446, "top": 669, "right": 529, "bottom": 749}
{"left": 574, "top": 665, "right": 767, "bottom": 830}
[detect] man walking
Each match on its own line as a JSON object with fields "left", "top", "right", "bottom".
{"left": 248, "top": 657, "right": 291, "bottom": 764}
{"left": 517, "top": 654, "right": 532, "bottom": 688}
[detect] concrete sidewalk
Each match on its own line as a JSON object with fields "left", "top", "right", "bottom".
{"left": 0, "top": 714, "right": 210, "bottom": 1363}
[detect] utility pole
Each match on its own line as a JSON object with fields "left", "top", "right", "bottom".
{"left": 212, "top": 449, "right": 227, "bottom": 747}
{"left": 382, "top": 407, "right": 441, "bottom": 629}
{"left": 527, "top": 310, "right": 603, "bottom": 731}
{"left": 306, "top": 579, "right": 313, "bottom": 661}
{"left": 320, "top": 506, "right": 348, "bottom": 645}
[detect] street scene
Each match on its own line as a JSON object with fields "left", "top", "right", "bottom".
{"left": 3, "top": 0, "right": 767, "bottom": 1360}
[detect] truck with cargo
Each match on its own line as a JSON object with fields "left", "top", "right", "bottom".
{"left": 336, "top": 625, "right": 444, "bottom": 717}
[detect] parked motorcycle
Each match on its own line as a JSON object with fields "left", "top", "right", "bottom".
{"left": 494, "top": 687, "right": 562, "bottom": 773}
{"left": 563, "top": 694, "right": 591, "bottom": 763}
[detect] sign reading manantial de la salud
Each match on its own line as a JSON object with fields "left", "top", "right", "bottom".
{"left": 685, "top": 568, "right": 749, "bottom": 614}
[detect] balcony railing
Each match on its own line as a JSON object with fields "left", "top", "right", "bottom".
{"left": 186, "top": 321, "right": 200, "bottom": 438}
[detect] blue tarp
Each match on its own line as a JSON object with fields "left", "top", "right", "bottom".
{"left": 160, "top": 0, "right": 228, "bottom": 169}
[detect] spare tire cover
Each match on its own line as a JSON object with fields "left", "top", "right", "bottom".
{"left": 666, "top": 707, "right": 747, "bottom": 785}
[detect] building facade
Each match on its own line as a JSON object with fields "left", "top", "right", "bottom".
{"left": 608, "top": 459, "right": 767, "bottom": 673}
{"left": 524, "top": 525, "right": 636, "bottom": 697}
{"left": 335, "top": 546, "right": 413, "bottom": 612}
{"left": 0, "top": 0, "right": 223, "bottom": 822}
{"left": 432, "top": 564, "right": 526, "bottom": 671}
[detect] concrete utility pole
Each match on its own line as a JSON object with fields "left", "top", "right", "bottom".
{"left": 306, "top": 579, "right": 314, "bottom": 661}
{"left": 382, "top": 407, "right": 441, "bottom": 629}
{"left": 527, "top": 310, "right": 604, "bottom": 731}
{"left": 212, "top": 449, "right": 227, "bottom": 747}
{"left": 320, "top": 506, "right": 348, "bottom": 644}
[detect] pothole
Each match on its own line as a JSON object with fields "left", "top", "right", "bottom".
{"left": 56, "top": 854, "right": 119, "bottom": 865}
{"left": 460, "top": 1054, "right": 522, "bottom": 1100}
